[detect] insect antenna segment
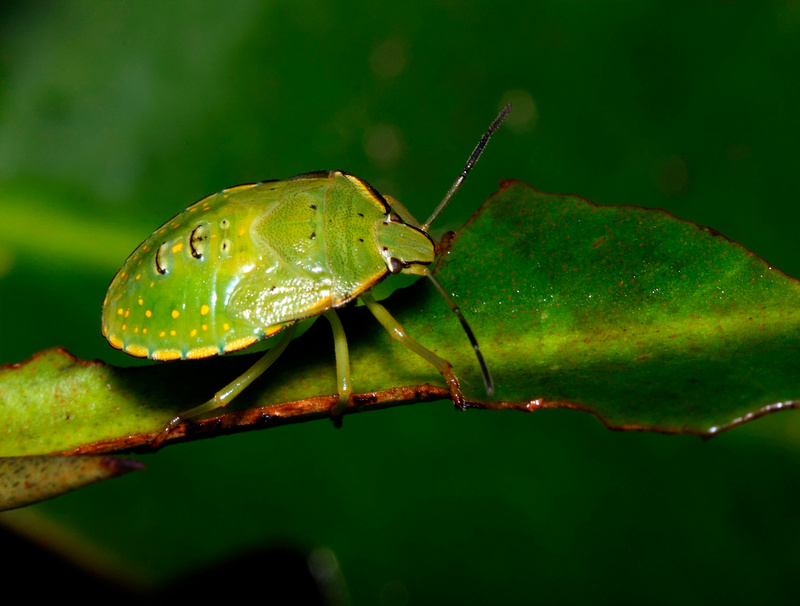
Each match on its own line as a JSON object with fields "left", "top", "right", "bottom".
{"left": 423, "top": 103, "right": 512, "bottom": 230}
{"left": 421, "top": 103, "right": 512, "bottom": 396}
{"left": 426, "top": 270, "right": 494, "bottom": 395}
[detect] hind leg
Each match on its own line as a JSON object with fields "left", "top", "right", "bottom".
{"left": 150, "top": 322, "right": 299, "bottom": 446}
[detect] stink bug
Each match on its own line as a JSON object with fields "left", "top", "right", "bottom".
{"left": 102, "top": 104, "right": 510, "bottom": 443}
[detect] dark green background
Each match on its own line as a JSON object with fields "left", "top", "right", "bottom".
{"left": 1, "top": 2, "right": 799, "bottom": 604}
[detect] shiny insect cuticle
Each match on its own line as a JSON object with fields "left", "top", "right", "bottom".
{"left": 102, "top": 105, "right": 510, "bottom": 442}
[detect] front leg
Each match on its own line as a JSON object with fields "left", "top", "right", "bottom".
{"left": 360, "top": 291, "right": 466, "bottom": 409}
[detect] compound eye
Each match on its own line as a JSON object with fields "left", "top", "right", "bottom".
{"left": 388, "top": 212, "right": 402, "bottom": 223}
{"left": 388, "top": 257, "right": 403, "bottom": 274}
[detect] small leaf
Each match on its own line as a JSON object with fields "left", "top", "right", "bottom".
{"left": 442, "top": 180, "right": 800, "bottom": 435}
{"left": 0, "top": 455, "right": 145, "bottom": 511}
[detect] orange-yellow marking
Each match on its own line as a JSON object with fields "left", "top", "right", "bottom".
{"left": 152, "top": 349, "right": 181, "bottom": 361}
{"left": 172, "top": 309, "right": 180, "bottom": 319}
{"left": 223, "top": 323, "right": 230, "bottom": 331}
{"left": 124, "top": 343, "right": 148, "bottom": 357}
{"left": 172, "top": 243, "right": 184, "bottom": 253}
{"left": 202, "top": 324, "right": 208, "bottom": 331}
{"left": 344, "top": 173, "right": 389, "bottom": 212}
{"left": 201, "top": 304, "right": 210, "bottom": 315}
{"left": 146, "top": 310, "right": 152, "bottom": 318}
{"left": 190, "top": 329, "right": 197, "bottom": 337}
{"left": 159, "top": 331, "right": 166, "bottom": 337}
{"left": 121, "top": 324, "right": 127, "bottom": 330}
{"left": 117, "top": 308, "right": 123, "bottom": 316}
{"left": 224, "top": 336, "right": 258, "bottom": 353}
{"left": 225, "top": 183, "right": 256, "bottom": 193}
{"left": 138, "top": 298, "right": 144, "bottom": 306}
{"left": 186, "top": 346, "right": 220, "bottom": 359}
{"left": 109, "top": 335, "right": 123, "bottom": 349}
{"left": 170, "top": 330, "right": 177, "bottom": 336}
{"left": 264, "top": 324, "right": 286, "bottom": 338}
{"left": 125, "top": 309, "right": 130, "bottom": 318}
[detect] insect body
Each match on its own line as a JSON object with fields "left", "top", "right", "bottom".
{"left": 102, "top": 104, "right": 510, "bottom": 444}
{"left": 102, "top": 171, "right": 432, "bottom": 360}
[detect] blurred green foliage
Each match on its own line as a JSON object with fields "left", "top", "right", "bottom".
{"left": 2, "top": 1, "right": 800, "bottom": 604}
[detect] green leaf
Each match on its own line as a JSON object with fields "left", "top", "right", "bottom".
{"left": 445, "top": 180, "right": 800, "bottom": 435}
{"left": 2, "top": 181, "right": 799, "bottom": 473}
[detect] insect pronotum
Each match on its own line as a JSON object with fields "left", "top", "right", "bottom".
{"left": 102, "top": 104, "right": 511, "bottom": 444}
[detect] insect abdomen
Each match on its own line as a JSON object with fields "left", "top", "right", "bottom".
{"left": 102, "top": 188, "right": 278, "bottom": 359}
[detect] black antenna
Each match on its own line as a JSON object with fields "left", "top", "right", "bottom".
{"left": 426, "top": 270, "right": 494, "bottom": 395}
{"left": 423, "top": 103, "right": 512, "bottom": 230}
{"left": 423, "top": 104, "right": 511, "bottom": 395}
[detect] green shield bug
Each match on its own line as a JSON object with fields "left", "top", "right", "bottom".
{"left": 102, "top": 104, "right": 510, "bottom": 444}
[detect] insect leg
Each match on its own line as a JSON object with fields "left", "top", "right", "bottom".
{"left": 360, "top": 291, "right": 466, "bottom": 409}
{"left": 151, "top": 322, "right": 298, "bottom": 446}
{"left": 324, "top": 310, "right": 352, "bottom": 415}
